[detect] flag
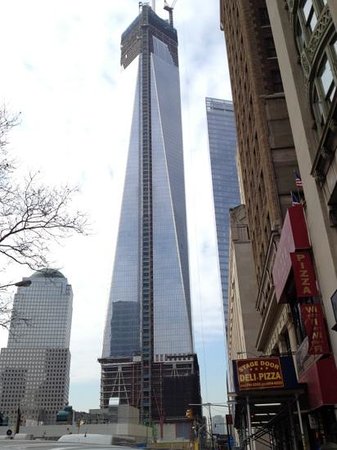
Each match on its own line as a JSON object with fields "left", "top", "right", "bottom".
{"left": 291, "top": 191, "right": 300, "bottom": 206}
{"left": 294, "top": 170, "right": 303, "bottom": 188}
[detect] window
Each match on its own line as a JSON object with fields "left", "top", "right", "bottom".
{"left": 271, "top": 69, "right": 283, "bottom": 93}
{"left": 259, "top": 7, "right": 270, "bottom": 26}
{"left": 319, "top": 57, "right": 335, "bottom": 102}
{"left": 303, "top": 0, "right": 314, "bottom": 20}
{"left": 328, "top": 183, "right": 337, "bottom": 227}
{"left": 296, "top": 17, "right": 305, "bottom": 52}
{"left": 311, "top": 48, "right": 337, "bottom": 129}
{"left": 332, "top": 39, "right": 337, "bottom": 59}
{"left": 331, "top": 290, "right": 337, "bottom": 331}
{"left": 312, "top": 86, "right": 325, "bottom": 129}
{"left": 296, "top": 0, "right": 322, "bottom": 48}
{"left": 265, "top": 36, "right": 277, "bottom": 58}
{"left": 290, "top": 300, "right": 306, "bottom": 345}
{"left": 301, "top": 0, "right": 318, "bottom": 32}
{"left": 308, "top": 9, "right": 318, "bottom": 32}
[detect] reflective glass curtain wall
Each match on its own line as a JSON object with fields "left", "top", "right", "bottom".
{"left": 101, "top": 5, "right": 196, "bottom": 422}
{"left": 206, "top": 98, "right": 240, "bottom": 324}
{"left": 100, "top": 3, "right": 194, "bottom": 421}
{"left": 102, "top": 6, "right": 193, "bottom": 362}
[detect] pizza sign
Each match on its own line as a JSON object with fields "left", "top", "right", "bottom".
{"left": 236, "top": 357, "right": 284, "bottom": 390}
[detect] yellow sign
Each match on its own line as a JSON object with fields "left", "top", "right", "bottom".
{"left": 236, "top": 357, "right": 284, "bottom": 390}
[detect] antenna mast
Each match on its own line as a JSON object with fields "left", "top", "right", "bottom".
{"left": 152, "top": 0, "right": 156, "bottom": 11}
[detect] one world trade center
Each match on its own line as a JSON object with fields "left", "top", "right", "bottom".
{"left": 99, "top": 3, "right": 201, "bottom": 426}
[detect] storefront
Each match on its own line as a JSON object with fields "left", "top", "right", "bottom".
{"left": 230, "top": 355, "right": 305, "bottom": 449}
{"left": 272, "top": 205, "right": 337, "bottom": 447}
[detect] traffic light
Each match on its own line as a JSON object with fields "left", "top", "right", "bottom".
{"left": 185, "top": 408, "right": 193, "bottom": 419}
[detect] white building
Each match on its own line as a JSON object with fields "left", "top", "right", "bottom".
{"left": 0, "top": 269, "right": 72, "bottom": 426}
{"left": 212, "top": 415, "right": 225, "bottom": 435}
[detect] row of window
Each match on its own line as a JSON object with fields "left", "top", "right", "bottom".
{"left": 312, "top": 40, "right": 337, "bottom": 129}
{"left": 296, "top": 0, "right": 327, "bottom": 50}
{"left": 294, "top": 0, "right": 337, "bottom": 132}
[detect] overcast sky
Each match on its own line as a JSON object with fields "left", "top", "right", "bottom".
{"left": 0, "top": 0, "right": 233, "bottom": 415}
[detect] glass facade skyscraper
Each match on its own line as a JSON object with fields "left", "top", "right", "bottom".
{"left": 0, "top": 269, "right": 72, "bottom": 426}
{"left": 100, "top": 4, "right": 201, "bottom": 426}
{"left": 206, "top": 98, "right": 240, "bottom": 324}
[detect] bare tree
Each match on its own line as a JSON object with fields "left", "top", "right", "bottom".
{"left": 0, "top": 107, "right": 87, "bottom": 328}
{"left": 0, "top": 174, "right": 86, "bottom": 269}
{"left": 0, "top": 292, "right": 15, "bottom": 331}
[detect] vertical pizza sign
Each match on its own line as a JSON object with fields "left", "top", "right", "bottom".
{"left": 290, "top": 252, "right": 318, "bottom": 298}
{"left": 236, "top": 358, "right": 284, "bottom": 390}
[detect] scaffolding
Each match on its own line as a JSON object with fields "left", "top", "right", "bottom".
{"left": 99, "top": 354, "right": 202, "bottom": 426}
{"left": 229, "top": 389, "right": 307, "bottom": 450}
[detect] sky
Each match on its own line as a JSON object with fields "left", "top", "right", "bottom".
{"left": 0, "top": 0, "right": 233, "bottom": 418}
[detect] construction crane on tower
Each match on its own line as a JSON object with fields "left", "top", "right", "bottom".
{"left": 164, "top": 0, "right": 178, "bottom": 27}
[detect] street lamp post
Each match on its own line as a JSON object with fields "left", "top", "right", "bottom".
{"left": 0, "top": 280, "right": 32, "bottom": 289}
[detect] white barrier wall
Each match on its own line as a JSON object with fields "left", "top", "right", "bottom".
{"left": 0, "top": 422, "right": 149, "bottom": 442}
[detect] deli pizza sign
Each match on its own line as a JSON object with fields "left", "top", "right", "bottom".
{"left": 236, "top": 357, "right": 284, "bottom": 391}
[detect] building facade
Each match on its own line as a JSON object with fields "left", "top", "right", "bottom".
{"left": 227, "top": 205, "right": 259, "bottom": 363}
{"left": 222, "top": 0, "right": 337, "bottom": 448}
{"left": 206, "top": 98, "right": 240, "bottom": 325}
{"left": 266, "top": 0, "right": 337, "bottom": 445}
{"left": 0, "top": 269, "right": 72, "bottom": 426}
{"left": 266, "top": 0, "right": 337, "bottom": 343}
{"left": 100, "top": 4, "right": 201, "bottom": 427}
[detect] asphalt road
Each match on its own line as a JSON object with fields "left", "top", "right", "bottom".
{"left": 0, "top": 441, "right": 129, "bottom": 449}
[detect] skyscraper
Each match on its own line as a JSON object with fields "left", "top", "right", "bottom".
{"left": 206, "top": 98, "right": 240, "bottom": 324}
{"left": 100, "top": 4, "right": 201, "bottom": 426}
{"left": 0, "top": 269, "right": 72, "bottom": 426}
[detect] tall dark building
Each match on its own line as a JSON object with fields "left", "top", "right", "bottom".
{"left": 99, "top": 4, "right": 201, "bottom": 426}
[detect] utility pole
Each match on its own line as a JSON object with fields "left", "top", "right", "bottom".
{"left": 15, "top": 407, "right": 21, "bottom": 434}
{"left": 226, "top": 414, "right": 233, "bottom": 450}
{"left": 207, "top": 403, "right": 215, "bottom": 450}
{"left": 190, "top": 402, "right": 228, "bottom": 450}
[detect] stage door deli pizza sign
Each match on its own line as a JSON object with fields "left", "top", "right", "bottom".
{"left": 236, "top": 358, "right": 284, "bottom": 390}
